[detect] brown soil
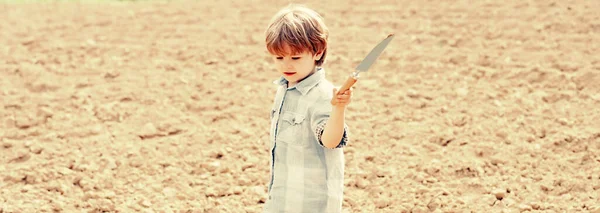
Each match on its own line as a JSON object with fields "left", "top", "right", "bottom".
{"left": 1, "top": 1, "right": 600, "bottom": 212}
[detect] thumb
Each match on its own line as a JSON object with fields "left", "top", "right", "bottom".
{"left": 333, "top": 87, "right": 338, "bottom": 95}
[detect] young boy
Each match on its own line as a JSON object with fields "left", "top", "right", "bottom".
{"left": 263, "top": 4, "right": 353, "bottom": 213}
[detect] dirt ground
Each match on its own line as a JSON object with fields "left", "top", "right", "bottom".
{"left": 1, "top": 0, "right": 600, "bottom": 212}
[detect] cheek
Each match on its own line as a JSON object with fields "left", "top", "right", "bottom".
{"left": 301, "top": 60, "right": 313, "bottom": 69}
{"left": 273, "top": 60, "right": 284, "bottom": 68}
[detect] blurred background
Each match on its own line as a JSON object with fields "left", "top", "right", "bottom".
{"left": 1, "top": 0, "right": 599, "bottom": 212}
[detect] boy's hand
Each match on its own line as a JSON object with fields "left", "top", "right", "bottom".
{"left": 331, "top": 87, "right": 353, "bottom": 108}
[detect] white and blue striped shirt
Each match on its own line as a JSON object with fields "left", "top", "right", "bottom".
{"left": 264, "top": 68, "right": 350, "bottom": 213}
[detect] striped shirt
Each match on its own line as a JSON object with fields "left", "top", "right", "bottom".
{"left": 264, "top": 68, "right": 349, "bottom": 213}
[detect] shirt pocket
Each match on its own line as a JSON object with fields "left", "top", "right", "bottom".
{"left": 277, "top": 112, "right": 307, "bottom": 146}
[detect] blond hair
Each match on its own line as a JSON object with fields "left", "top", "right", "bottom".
{"left": 264, "top": 4, "right": 329, "bottom": 66}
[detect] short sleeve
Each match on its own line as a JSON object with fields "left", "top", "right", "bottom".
{"left": 311, "top": 98, "right": 350, "bottom": 149}
{"left": 314, "top": 120, "right": 349, "bottom": 149}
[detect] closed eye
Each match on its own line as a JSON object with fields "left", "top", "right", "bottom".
{"left": 292, "top": 57, "right": 301, "bottom": 60}
{"left": 276, "top": 57, "right": 283, "bottom": 60}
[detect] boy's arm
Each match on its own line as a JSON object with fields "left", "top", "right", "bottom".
{"left": 313, "top": 87, "right": 352, "bottom": 149}
{"left": 320, "top": 106, "right": 347, "bottom": 149}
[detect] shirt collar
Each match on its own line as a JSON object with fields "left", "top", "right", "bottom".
{"left": 272, "top": 67, "right": 325, "bottom": 95}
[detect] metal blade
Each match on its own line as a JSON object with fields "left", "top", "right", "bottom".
{"left": 355, "top": 34, "right": 395, "bottom": 73}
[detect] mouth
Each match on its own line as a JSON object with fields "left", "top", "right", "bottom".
{"left": 283, "top": 72, "right": 296, "bottom": 76}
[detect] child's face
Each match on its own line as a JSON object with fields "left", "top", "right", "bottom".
{"left": 272, "top": 44, "right": 323, "bottom": 87}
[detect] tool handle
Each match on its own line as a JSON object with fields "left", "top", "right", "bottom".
{"left": 337, "top": 75, "right": 358, "bottom": 95}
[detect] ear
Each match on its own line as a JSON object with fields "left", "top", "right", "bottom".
{"left": 314, "top": 51, "right": 324, "bottom": 61}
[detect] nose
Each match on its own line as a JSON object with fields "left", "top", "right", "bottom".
{"left": 283, "top": 60, "right": 293, "bottom": 68}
